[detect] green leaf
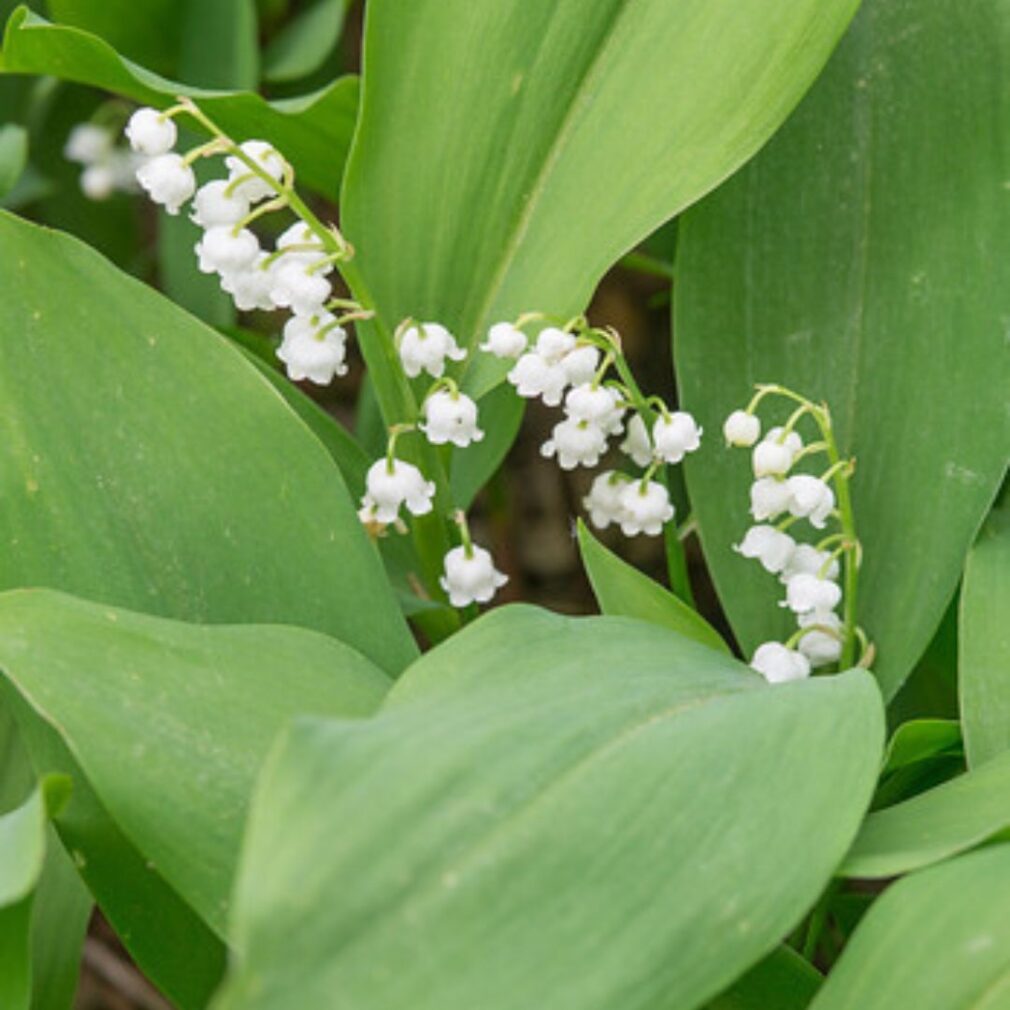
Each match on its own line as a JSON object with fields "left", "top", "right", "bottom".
{"left": 0, "top": 589, "right": 390, "bottom": 1003}
{"left": 0, "top": 784, "right": 58, "bottom": 1010}
{"left": 674, "top": 0, "right": 1010, "bottom": 699}
{"left": 46, "top": 0, "right": 182, "bottom": 75}
{"left": 179, "top": 0, "right": 258, "bottom": 91}
{"left": 215, "top": 606, "right": 883, "bottom": 1010}
{"left": 263, "top": 0, "right": 347, "bottom": 84}
{"left": 0, "top": 709, "right": 91, "bottom": 1010}
{"left": 0, "top": 209, "right": 415, "bottom": 677}
{"left": 882, "top": 719, "right": 962, "bottom": 775}
{"left": 341, "top": 0, "right": 862, "bottom": 406}
{"left": 811, "top": 845, "right": 1010, "bottom": 1010}
{"left": 0, "top": 8, "right": 359, "bottom": 198}
{"left": 843, "top": 748, "right": 1010, "bottom": 879}
{"left": 706, "top": 946, "right": 822, "bottom": 1010}
{"left": 961, "top": 500, "right": 1010, "bottom": 767}
{"left": 0, "top": 122, "right": 26, "bottom": 198}
{"left": 577, "top": 520, "right": 728, "bottom": 654}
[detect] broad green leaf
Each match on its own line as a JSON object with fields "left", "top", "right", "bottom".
{"left": 4, "top": 682, "right": 227, "bottom": 1010}
{"left": 46, "top": 0, "right": 182, "bottom": 76}
{"left": 0, "top": 121, "right": 26, "bottom": 197}
{"left": 961, "top": 500, "right": 1010, "bottom": 767}
{"left": 882, "top": 719, "right": 962, "bottom": 775}
{"left": 0, "top": 709, "right": 91, "bottom": 1010}
{"left": 843, "top": 748, "right": 1010, "bottom": 879}
{"left": 0, "top": 588, "right": 390, "bottom": 936}
{"left": 675, "top": 0, "right": 1010, "bottom": 699}
{"left": 263, "top": 0, "right": 347, "bottom": 84}
{"left": 0, "top": 787, "right": 47, "bottom": 1010}
{"left": 0, "top": 209, "right": 415, "bottom": 676}
{"left": 577, "top": 520, "right": 728, "bottom": 654}
{"left": 0, "top": 8, "right": 359, "bottom": 197}
{"left": 706, "top": 946, "right": 821, "bottom": 1010}
{"left": 215, "top": 606, "right": 883, "bottom": 1010}
{"left": 179, "top": 0, "right": 258, "bottom": 91}
{"left": 812, "top": 845, "right": 1010, "bottom": 1010}
{"left": 342, "top": 0, "right": 861, "bottom": 405}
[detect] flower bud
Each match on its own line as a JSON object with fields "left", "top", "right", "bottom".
{"left": 723, "top": 409, "right": 760, "bottom": 447}
{"left": 125, "top": 107, "right": 177, "bottom": 157}
{"left": 480, "top": 322, "right": 528, "bottom": 359}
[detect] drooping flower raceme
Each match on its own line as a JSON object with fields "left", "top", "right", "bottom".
{"left": 724, "top": 385, "right": 863, "bottom": 683}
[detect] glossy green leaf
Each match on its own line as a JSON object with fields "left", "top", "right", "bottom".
{"left": 675, "top": 0, "right": 1010, "bottom": 699}
{"left": 263, "top": 0, "right": 346, "bottom": 83}
{"left": 343, "top": 0, "right": 860, "bottom": 403}
{"left": 882, "top": 719, "right": 962, "bottom": 775}
{"left": 0, "top": 121, "right": 26, "bottom": 197}
{"left": 0, "top": 709, "right": 91, "bottom": 1010}
{"left": 46, "top": 0, "right": 182, "bottom": 75}
{"left": 961, "top": 500, "right": 1010, "bottom": 767}
{"left": 179, "top": 0, "right": 258, "bottom": 91}
{"left": 215, "top": 606, "right": 883, "bottom": 1010}
{"left": 577, "top": 520, "right": 728, "bottom": 654}
{"left": 706, "top": 946, "right": 821, "bottom": 1010}
{"left": 0, "top": 588, "right": 389, "bottom": 935}
{"left": 812, "top": 845, "right": 1010, "bottom": 1010}
{"left": 843, "top": 747, "right": 1010, "bottom": 879}
{"left": 0, "top": 8, "right": 359, "bottom": 197}
{"left": 0, "top": 589, "right": 390, "bottom": 1005}
{"left": 0, "top": 210, "right": 415, "bottom": 676}
{"left": 0, "top": 787, "right": 47, "bottom": 1010}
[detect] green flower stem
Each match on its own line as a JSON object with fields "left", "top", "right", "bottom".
{"left": 178, "top": 97, "right": 457, "bottom": 622}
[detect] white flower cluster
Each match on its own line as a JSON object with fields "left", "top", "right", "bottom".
{"left": 64, "top": 123, "right": 144, "bottom": 200}
{"left": 724, "top": 404, "right": 849, "bottom": 684}
{"left": 484, "top": 317, "right": 702, "bottom": 536}
{"left": 124, "top": 106, "right": 351, "bottom": 386}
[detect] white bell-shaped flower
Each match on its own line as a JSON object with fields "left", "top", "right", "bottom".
{"left": 64, "top": 123, "right": 114, "bottom": 165}
{"left": 752, "top": 427, "right": 803, "bottom": 478}
{"left": 564, "top": 384, "right": 624, "bottom": 432}
{"left": 734, "top": 525, "right": 796, "bottom": 574}
{"left": 620, "top": 413, "right": 654, "bottom": 467}
{"left": 797, "top": 611, "right": 843, "bottom": 668}
{"left": 507, "top": 352, "right": 568, "bottom": 406}
{"left": 779, "top": 544, "right": 840, "bottom": 584}
{"left": 749, "top": 477, "right": 793, "bottom": 521}
{"left": 269, "top": 260, "right": 332, "bottom": 316}
{"left": 80, "top": 163, "right": 118, "bottom": 201}
{"left": 618, "top": 479, "right": 674, "bottom": 536}
{"left": 534, "top": 326, "right": 577, "bottom": 362}
{"left": 125, "top": 107, "right": 177, "bottom": 156}
{"left": 561, "top": 344, "right": 601, "bottom": 385}
{"left": 541, "top": 417, "right": 608, "bottom": 470}
{"left": 723, "top": 409, "right": 761, "bottom": 447}
{"left": 275, "top": 222, "right": 329, "bottom": 268}
{"left": 787, "top": 474, "right": 836, "bottom": 529}
{"left": 583, "top": 470, "right": 629, "bottom": 530}
{"left": 480, "top": 322, "right": 527, "bottom": 359}
{"left": 136, "top": 153, "right": 196, "bottom": 215}
{"left": 225, "top": 140, "right": 286, "bottom": 202}
{"left": 195, "top": 226, "right": 261, "bottom": 275}
{"left": 439, "top": 545, "right": 508, "bottom": 607}
{"left": 220, "top": 255, "right": 276, "bottom": 311}
{"left": 421, "top": 390, "right": 484, "bottom": 448}
{"left": 783, "top": 572, "right": 843, "bottom": 614}
{"left": 750, "top": 642, "right": 810, "bottom": 684}
{"left": 191, "top": 180, "right": 251, "bottom": 229}
{"left": 398, "top": 322, "right": 466, "bottom": 379}
{"left": 358, "top": 458, "right": 435, "bottom": 525}
{"left": 653, "top": 411, "right": 702, "bottom": 464}
{"left": 276, "top": 314, "right": 347, "bottom": 385}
